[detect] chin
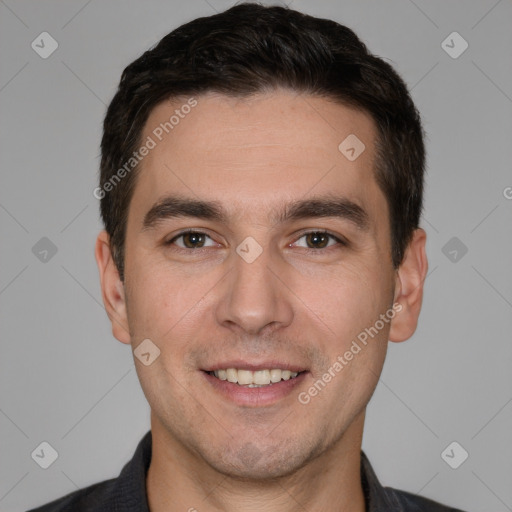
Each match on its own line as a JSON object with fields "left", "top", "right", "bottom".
{"left": 202, "top": 438, "right": 321, "bottom": 481}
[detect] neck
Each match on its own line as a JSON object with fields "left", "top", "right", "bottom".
{"left": 146, "top": 412, "right": 366, "bottom": 512}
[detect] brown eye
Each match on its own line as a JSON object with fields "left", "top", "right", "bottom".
{"left": 167, "top": 231, "right": 215, "bottom": 249}
{"left": 293, "top": 231, "right": 343, "bottom": 250}
{"left": 305, "top": 232, "right": 330, "bottom": 249}
{"left": 182, "top": 232, "right": 206, "bottom": 248}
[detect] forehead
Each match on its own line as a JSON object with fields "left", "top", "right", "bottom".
{"left": 129, "top": 90, "right": 387, "bottom": 229}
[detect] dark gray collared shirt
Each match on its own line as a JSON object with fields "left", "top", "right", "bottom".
{"left": 28, "top": 430, "right": 466, "bottom": 511}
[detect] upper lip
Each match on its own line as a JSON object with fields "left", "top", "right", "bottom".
{"left": 202, "top": 361, "right": 308, "bottom": 372}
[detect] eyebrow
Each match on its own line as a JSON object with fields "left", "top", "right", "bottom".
{"left": 142, "top": 194, "right": 370, "bottom": 232}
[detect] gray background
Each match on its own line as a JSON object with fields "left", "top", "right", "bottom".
{"left": 1, "top": 1, "right": 511, "bottom": 511}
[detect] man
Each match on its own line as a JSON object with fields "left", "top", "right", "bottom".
{"left": 29, "top": 3, "right": 466, "bottom": 511}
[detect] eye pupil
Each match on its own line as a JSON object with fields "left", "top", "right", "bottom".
{"left": 307, "top": 232, "right": 329, "bottom": 249}
{"left": 183, "top": 232, "right": 205, "bottom": 248}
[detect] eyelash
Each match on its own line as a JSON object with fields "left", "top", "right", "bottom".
{"left": 165, "top": 229, "right": 347, "bottom": 253}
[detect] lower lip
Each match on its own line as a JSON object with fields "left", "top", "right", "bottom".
{"left": 202, "top": 371, "right": 307, "bottom": 407}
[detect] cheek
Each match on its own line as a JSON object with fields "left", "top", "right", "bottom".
{"left": 297, "top": 259, "right": 392, "bottom": 340}
{"left": 124, "top": 255, "right": 217, "bottom": 350}
{"left": 293, "top": 260, "right": 393, "bottom": 409}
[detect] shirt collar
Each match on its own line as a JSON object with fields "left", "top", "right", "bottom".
{"left": 360, "top": 450, "right": 406, "bottom": 511}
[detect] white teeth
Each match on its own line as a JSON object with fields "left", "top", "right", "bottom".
{"left": 237, "top": 370, "right": 253, "bottom": 385}
{"left": 212, "top": 368, "right": 301, "bottom": 386}
{"left": 270, "top": 369, "right": 282, "bottom": 383}
{"left": 226, "top": 368, "right": 238, "bottom": 383}
{"left": 253, "top": 370, "right": 270, "bottom": 385}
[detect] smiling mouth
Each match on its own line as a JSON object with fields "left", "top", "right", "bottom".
{"left": 206, "top": 368, "right": 304, "bottom": 387}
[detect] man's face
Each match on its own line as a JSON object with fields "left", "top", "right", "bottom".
{"left": 118, "top": 90, "right": 398, "bottom": 477}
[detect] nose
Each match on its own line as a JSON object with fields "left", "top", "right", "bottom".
{"left": 215, "top": 245, "right": 294, "bottom": 336}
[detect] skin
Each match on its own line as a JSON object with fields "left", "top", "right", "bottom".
{"left": 95, "top": 90, "right": 428, "bottom": 512}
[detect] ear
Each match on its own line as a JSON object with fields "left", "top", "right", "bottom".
{"left": 94, "top": 230, "right": 131, "bottom": 344}
{"left": 389, "top": 228, "right": 428, "bottom": 343}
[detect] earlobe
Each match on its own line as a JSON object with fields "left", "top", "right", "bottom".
{"left": 94, "top": 230, "right": 131, "bottom": 345}
{"left": 388, "top": 228, "right": 428, "bottom": 343}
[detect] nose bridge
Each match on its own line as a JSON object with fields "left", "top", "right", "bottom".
{"left": 215, "top": 240, "right": 293, "bottom": 334}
